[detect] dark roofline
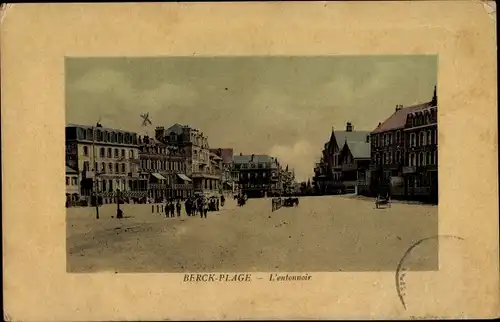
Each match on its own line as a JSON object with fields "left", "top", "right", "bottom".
{"left": 66, "top": 123, "right": 138, "bottom": 135}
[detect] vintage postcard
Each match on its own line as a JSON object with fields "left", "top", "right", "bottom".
{"left": 2, "top": 1, "right": 498, "bottom": 321}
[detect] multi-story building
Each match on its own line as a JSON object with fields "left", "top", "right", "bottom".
{"left": 313, "top": 122, "right": 370, "bottom": 194}
{"left": 210, "top": 148, "right": 235, "bottom": 194}
{"left": 138, "top": 135, "right": 193, "bottom": 201}
{"left": 65, "top": 123, "right": 148, "bottom": 204}
{"left": 233, "top": 154, "right": 281, "bottom": 198}
{"left": 155, "top": 124, "right": 221, "bottom": 197}
{"left": 338, "top": 138, "right": 371, "bottom": 194}
{"left": 403, "top": 87, "right": 438, "bottom": 202}
{"left": 370, "top": 87, "right": 437, "bottom": 199}
{"left": 65, "top": 165, "right": 80, "bottom": 206}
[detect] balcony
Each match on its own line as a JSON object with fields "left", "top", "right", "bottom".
{"left": 149, "top": 183, "right": 167, "bottom": 189}
{"left": 173, "top": 183, "right": 193, "bottom": 190}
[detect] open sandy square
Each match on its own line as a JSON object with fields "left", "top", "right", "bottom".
{"left": 67, "top": 196, "right": 438, "bottom": 273}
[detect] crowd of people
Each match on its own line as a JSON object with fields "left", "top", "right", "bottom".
{"left": 158, "top": 194, "right": 226, "bottom": 219}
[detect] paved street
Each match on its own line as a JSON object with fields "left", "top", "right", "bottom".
{"left": 67, "top": 196, "right": 438, "bottom": 273}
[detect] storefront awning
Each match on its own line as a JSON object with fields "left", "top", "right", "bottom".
{"left": 152, "top": 173, "right": 167, "bottom": 180}
{"left": 177, "top": 173, "right": 192, "bottom": 182}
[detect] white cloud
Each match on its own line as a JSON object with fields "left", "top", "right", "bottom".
{"left": 70, "top": 69, "right": 198, "bottom": 115}
{"left": 268, "top": 140, "right": 315, "bottom": 182}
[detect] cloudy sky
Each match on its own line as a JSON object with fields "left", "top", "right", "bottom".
{"left": 66, "top": 55, "right": 437, "bottom": 182}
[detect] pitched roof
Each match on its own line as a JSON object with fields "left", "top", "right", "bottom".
{"left": 233, "top": 154, "right": 273, "bottom": 164}
{"left": 210, "top": 148, "right": 234, "bottom": 164}
{"left": 165, "top": 123, "right": 186, "bottom": 135}
{"left": 334, "top": 130, "right": 370, "bottom": 145}
{"left": 371, "top": 102, "right": 431, "bottom": 134}
{"left": 66, "top": 166, "right": 78, "bottom": 174}
{"left": 345, "top": 141, "right": 371, "bottom": 159}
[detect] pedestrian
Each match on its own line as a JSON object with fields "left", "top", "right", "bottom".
{"left": 203, "top": 199, "right": 209, "bottom": 218}
{"left": 221, "top": 195, "right": 225, "bottom": 207}
{"left": 169, "top": 200, "right": 175, "bottom": 218}
{"left": 176, "top": 200, "right": 181, "bottom": 217}
{"left": 185, "top": 199, "right": 191, "bottom": 216}
{"left": 165, "top": 201, "right": 170, "bottom": 218}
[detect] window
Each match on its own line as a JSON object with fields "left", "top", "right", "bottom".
{"left": 66, "top": 176, "right": 70, "bottom": 185}
{"left": 107, "top": 148, "right": 112, "bottom": 158}
{"left": 396, "top": 150, "right": 401, "bottom": 163}
{"left": 427, "top": 130, "right": 432, "bottom": 146}
{"left": 71, "top": 177, "right": 77, "bottom": 185}
{"left": 129, "top": 150, "right": 134, "bottom": 158}
{"left": 115, "top": 163, "right": 119, "bottom": 173}
{"left": 434, "top": 150, "right": 437, "bottom": 164}
{"left": 409, "top": 153, "right": 416, "bottom": 166}
{"left": 384, "top": 134, "right": 388, "bottom": 145}
{"left": 426, "top": 151, "right": 432, "bottom": 165}
{"left": 396, "top": 131, "right": 401, "bottom": 144}
{"left": 101, "top": 163, "right": 106, "bottom": 172}
{"left": 114, "top": 149, "right": 119, "bottom": 158}
{"left": 419, "top": 131, "right": 425, "bottom": 146}
{"left": 434, "top": 129, "right": 438, "bottom": 144}
{"left": 108, "top": 163, "right": 113, "bottom": 173}
{"left": 419, "top": 152, "right": 425, "bottom": 166}
{"left": 379, "top": 135, "right": 383, "bottom": 146}
{"left": 121, "top": 149, "right": 125, "bottom": 158}
{"left": 388, "top": 133, "right": 393, "bottom": 145}
{"left": 83, "top": 146, "right": 89, "bottom": 156}
{"left": 100, "top": 148, "right": 105, "bottom": 158}
{"left": 86, "top": 129, "right": 92, "bottom": 140}
{"left": 122, "top": 163, "right": 126, "bottom": 173}
{"left": 83, "top": 161, "right": 90, "bottom": 171}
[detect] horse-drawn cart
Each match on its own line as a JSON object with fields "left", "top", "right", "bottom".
{"left": 375, "top": 193, "right": 391, "bottom": 209}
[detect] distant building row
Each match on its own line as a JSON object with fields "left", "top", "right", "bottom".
{"left": 313, "top": 86, "right": 438, "bottom": 202}
{"left": 66, "top": 123, "right": 296, "bottom": 206}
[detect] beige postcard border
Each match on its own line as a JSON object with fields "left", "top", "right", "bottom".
{"left": 2, "top": 2, "right": 498, "bottom": 320}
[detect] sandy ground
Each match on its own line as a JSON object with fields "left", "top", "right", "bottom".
{"left": 67, "top": 196, "right": 438, "bottom": 273}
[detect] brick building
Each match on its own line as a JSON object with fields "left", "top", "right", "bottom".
{"left": 370, "top": 86, "right": 437, "bottom": 200}
{"left": 138, "top": 135, "right": 192, "bottom": 201}
{"left": 403, "top": 87, "right": 438, "bottom": 202}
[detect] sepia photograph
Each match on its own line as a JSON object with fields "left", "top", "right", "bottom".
{"left": 3, "top": 2, "right": 498, "bottom": 320}
{"left": 65, "top": 55, "right": 439, "bottom": 273}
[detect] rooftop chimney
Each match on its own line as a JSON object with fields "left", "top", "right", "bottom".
{"left": 240, "top": 152, "right": 243, "bottom": 156}
{"left": 251, "top": 154, "right": 255, "bottom": 161}
{"left": 346, "top": 122, "right": 353, "bottom": 132}
{"left": 395, "top": 104, "right": 403, "bottom": 112}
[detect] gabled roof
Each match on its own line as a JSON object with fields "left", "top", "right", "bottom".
{"left": 210, "top": 148, "right": 234, "bottom": 164}
{"left": 371, "top": 102, "right": 431, "bottom": 134}
{"left": 66, "top": 166, "right": 78, "bottom": 174}
{"left": 165, "top": 123, "right": 186, "bottom": 135}
{"left": 233, "top": 154, "right": 273, "bottom": 164}
{"left": 334, "top": 130, "right": 371, "bottom": 144}
{"left": 344, "top": 141, "right": 371, "bottom": 159}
